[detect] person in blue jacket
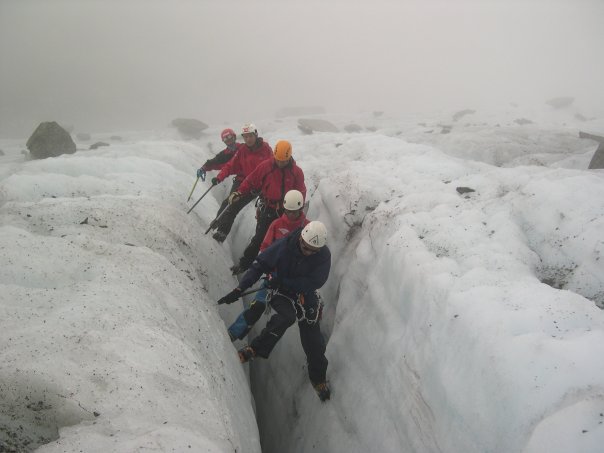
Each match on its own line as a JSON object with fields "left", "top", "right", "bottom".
{"left": 217, "top": 220, "right": 332, "bottom": 401}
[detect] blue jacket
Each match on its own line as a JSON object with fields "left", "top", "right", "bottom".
{"left": 238, "top": 228, "right": 331, "bottom": 300}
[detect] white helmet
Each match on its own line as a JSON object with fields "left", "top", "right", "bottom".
{"left": 241, "top": 123, "right": 258, "bottom": 136}
{"left": 301, "top": 221, "right": 327, "bottom": 248}
{"left": 283, "top": 190, "right": 304, "bottom": 211}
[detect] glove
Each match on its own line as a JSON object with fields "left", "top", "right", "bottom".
{"left": 217, "top": 288, "right": 242, "bottom": 305}
{"left": 197, "top": 168, "right": 206, "bottom": 181}
{"left": 228, "top": 191, "right": 241, "bottom": 205}
{"left": 266, "top": 274, "right": 282, "bottom": 290}
{"left": 211, "top": 177, "right": 220, "bottom": 186}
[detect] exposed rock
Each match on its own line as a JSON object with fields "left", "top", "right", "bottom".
{"left": 171, "top": 118, "right": 208, "bottom": 139}
{"left": 344, "top": 123, "right": 363, "bottom": 133}
{"left": 26, "top": 122, "right": 76, "bottom": 159}
{"left": 452, "top": 109, "right": 476, "bottom": 122}
{"left": 579, "top": 131, "right": 604, "bottom": 143}
{"left": 76, "top": 132, "right": 91, "bottom": 141}
{"left": 514, "top": 118, "right": 533, "bottom": 125}
{"left": 275, "top": 106, "right": 325, "bottom": 118}
{"left": 580, "top": 132, "right": 604, "bottom": 169}
{"left": 89, "top": 141, "right": 109, "bottom": 150}
{"left": 440, "top": 125, "right": 452, "bottom": 134}
{"left": 546, "top": 96, "right": 574, "bottom": 109}
{"left": 588, "top": 143, "right": 604, "bottom": 169}
{"left": 456, "top": 186, "right": 476, "bottom": 195}
{"left": 298, "top": 124, "right": 313, "bottom": 135}
{"left": 297, "top": 118, "right": 339, "bottom": 133}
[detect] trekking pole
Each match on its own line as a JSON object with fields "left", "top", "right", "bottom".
{"left": 239, "top": 287, "right": 263, "bottom": 297}
{"left": 187, "top": 185, "right": 214, "bottom": 214}
{"left": 187, "top": 176, "right": 199, "bottom": 202}
{"left": 215, "top": 287, "right": 263, "bottom": 306}
{"left": 205, "top": 204, "right": 232, "bottom": 234}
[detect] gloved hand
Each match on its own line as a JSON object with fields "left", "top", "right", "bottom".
{"left": 228, "top": 191, "right": 241, "bottom": 205}
{"left": 211, "top": 177, "right": 220, "bottom": 186}
{"left": 217, "top": 288, "right": 242, "bottom": 305}
{"left": 197, "top": 167, "right": 206, "bottom": 181}
{"left": 266, "top": 274, "right": 282, "bottom": 290}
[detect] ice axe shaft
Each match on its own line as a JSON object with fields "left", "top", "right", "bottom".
{"left": 215, "top": 286, "right": 263, "bottom": 305}
{"left": 187, "top": 185, "right": 214, "bottom": 214}
{"left": 205, "top": 203, "right": 231, "bottom": 234}
{"left": 187, "top": 177, "right": 200, "bottom": 202}
{"left": 239, "top": 287, "right": 263, "bottom": 297}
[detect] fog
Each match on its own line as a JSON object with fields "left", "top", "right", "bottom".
{"left": 1, "top": 0, "right": 603, "bottom": 138}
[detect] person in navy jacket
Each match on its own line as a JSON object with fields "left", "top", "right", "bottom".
{"left": 217, "top": 221, "right": 332, "bottom": 401}
{"left": 226, "top": 189, "right": 309, "bottom": 341}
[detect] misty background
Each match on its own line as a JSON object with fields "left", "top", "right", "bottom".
{"left": 1, "top": 0, "right": 603, "bottom": 138}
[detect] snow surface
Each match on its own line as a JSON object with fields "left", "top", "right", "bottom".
{"left": 1, "top": 107, "right": 604, "bottom": 452}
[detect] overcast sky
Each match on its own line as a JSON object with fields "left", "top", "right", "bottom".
{"left": 1, "top": 0, "right": 603, "bottom": 138}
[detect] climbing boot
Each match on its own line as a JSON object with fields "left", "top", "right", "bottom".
{"left": 313, "top": 382, "right": 331, "bottom": 402}
{"left": 212, "top": 230, "right": 227, "bottom": 243}
{"left": 238, "top": 346, "right": 256, "bottom": 363}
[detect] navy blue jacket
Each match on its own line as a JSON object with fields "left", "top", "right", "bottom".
{"left": 238, "top": 228, "right": 331, "bottom": 299}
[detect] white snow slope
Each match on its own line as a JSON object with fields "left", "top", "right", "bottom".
{"left": 1, "top": 107, "right": 604, "bottom": 453}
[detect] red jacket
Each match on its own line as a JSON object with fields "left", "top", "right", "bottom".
{"left": 216, "top": 138, "right": 272, "bottom": 183}
{"left": 238, "top": 158, "right": 306, "bottom": 208}
{"left": 260, "top": 212, "right": 309, "bottom": 252}
{"left": 202, "top": 143, "right": 239, "bottom": 172}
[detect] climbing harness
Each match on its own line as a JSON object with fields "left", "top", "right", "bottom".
{"left": 266, "top": 289, "right": 324, "bottom": 325}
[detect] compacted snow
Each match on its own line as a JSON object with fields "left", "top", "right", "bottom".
{"left": 1, "top": 108, "right": 603, "bottom": 452}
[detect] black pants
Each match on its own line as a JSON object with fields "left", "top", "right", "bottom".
{"left": 250, "top": 294, "right": 328, "bottom": 385}
{"left": 214, "top": 179, "right": 256, "bottom": 237}
{"left": 238, "top": 206, "right": 280, "bottom": 268}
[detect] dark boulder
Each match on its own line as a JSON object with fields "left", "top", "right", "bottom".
{"left": 579, "top": 131, "right": 604, "bottom": 143}
{"left": 90, "top": 142, "right": 109, "bottom": 150}
{"left": 171, "top": 118, "right": 208, "bottom": 139}
{"left": 26, "top": 122, "right": 76, "bottom": 159}
{"left": 579, "top": 131, "right": 604, "bottom": 170}
{"left": 297, "top": 118, "right": 339, "bottom": 133}
{"left": 344, "top": 123, "right": 363, "bottom": 133}
{"left": 546, "top": 97, "right": 574, "bottom": 109}
{"left": 456, "top": 187, "right": 476, "bottom": 195}
{"left": 588, "top": 143, "right": 604, "bottom": 169}
{"left": 452, "top": 109, "right": 476, "bottom": 122}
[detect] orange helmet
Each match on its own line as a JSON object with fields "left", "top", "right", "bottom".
{"left": 274, "top": 140, "right": 292, "bottom": 161}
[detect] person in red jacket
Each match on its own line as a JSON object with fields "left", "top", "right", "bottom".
{"left": 228, "top": 139, "right": 306, "bottom": 274}
{"left": 208, "top": 123, "right": 272, "bottom": 242}
{"left": 226, "top": 189, "right": 309, "bottom": 341}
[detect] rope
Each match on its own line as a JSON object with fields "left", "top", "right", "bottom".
{"left": 267, "top": 289, "right": 324, "bottom": 325}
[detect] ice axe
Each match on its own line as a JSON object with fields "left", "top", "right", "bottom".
{"left": 215, "top": 286, "right": 263, "bottom": 305}
{"left": 205, "top": 203, "right": 232, "bottom": 234}
{"left": 187, "top": 184, "right": 214, "bottom": 214}
{"left": 187, "top": 176, "right": 200, "bottom": 202}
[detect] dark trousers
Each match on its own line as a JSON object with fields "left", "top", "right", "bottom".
{"left": 239, "top": 206, "right": 280, "bottom": 267}
{"left": 250, "top": 294, "right": 328, "bottom": 385}
{"left": 214, "top": 179, "right": 255, "bottom": 237}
